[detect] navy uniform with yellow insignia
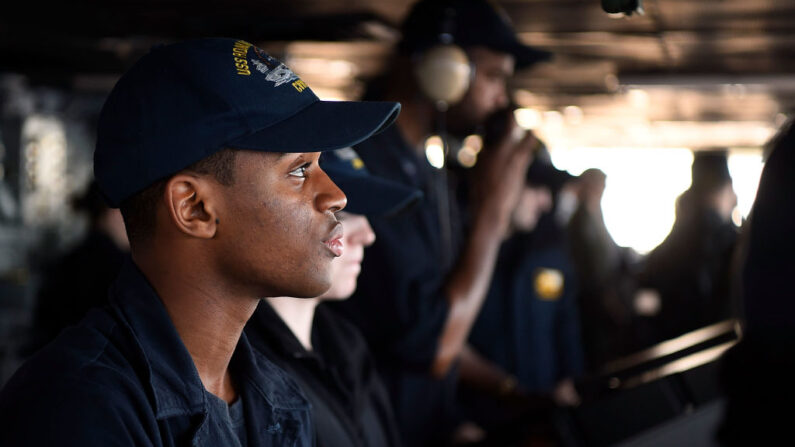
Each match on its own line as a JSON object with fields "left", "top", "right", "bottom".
{"left": 469, "top": 164, "right": 584, "bottom": 394}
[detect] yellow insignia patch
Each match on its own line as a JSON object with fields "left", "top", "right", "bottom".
{"left": 534, "top": 268, "right": 564, "bottom": 301}
{"left": 352, "top": 158, "right": 365, "bottom": 170}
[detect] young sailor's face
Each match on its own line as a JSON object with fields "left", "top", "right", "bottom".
{"left": 319, "top": 212, "right": 375, "bottom": 301}
{"left": 216, "top": 150, "right": 347, "bottom": 298}
{"left": 511, "top": 185, "right": 553, "bottom": 233}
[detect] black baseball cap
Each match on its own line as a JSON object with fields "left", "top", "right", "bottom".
{"left": 320, "top": 148, "right": 422, "bottom": 217}
{"left": 525, "top": 144, "right": 575, "bottom": 193}
{"left": 399, "top": 0, "right": 551, "bottom": 69}
{"left": 94, "top": 38, "right": 401, "bottom": 207}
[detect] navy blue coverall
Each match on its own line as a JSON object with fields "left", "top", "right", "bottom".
{"left": 0, "top": 259, "right": 314, "bottom": 446}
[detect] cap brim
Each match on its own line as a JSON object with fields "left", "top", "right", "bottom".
{"left": 228, "top": 100, "right": 401, "bottom": 152}
{"left": 504, "top": 41, "right": 553, "bottom": 69}
{"left": 325, "top": 168, "right": 423, "bottom": 217}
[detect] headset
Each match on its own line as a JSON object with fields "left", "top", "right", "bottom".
{"left": 407, "top": 6, "right": 479, "bottom": 270}
{"left": 412, "top": 7, "right": 474, "bottom": 108}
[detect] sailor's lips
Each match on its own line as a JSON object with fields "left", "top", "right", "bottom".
{"left": 323, "top": 224, "right": 344, "bottom": 257}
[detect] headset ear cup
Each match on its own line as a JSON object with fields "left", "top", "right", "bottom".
{"left": 414, "top": 44, "right": 472, "bottom": 105}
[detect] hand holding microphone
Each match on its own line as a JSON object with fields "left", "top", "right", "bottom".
{"left": 472, "top": 106, "right": 538, "bottom": 234}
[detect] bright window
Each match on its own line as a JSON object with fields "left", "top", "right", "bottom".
{"left": 550, "top": 147, "right": 763, "bottom": 254}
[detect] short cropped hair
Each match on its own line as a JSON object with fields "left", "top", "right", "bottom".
{"left": 120, "top": 148, "right": 237, "bottom": 244}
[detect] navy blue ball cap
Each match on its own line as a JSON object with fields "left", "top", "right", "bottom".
{"left": 94, "top": 38, "right": 401, "bottom": 207}
{"left": 399, "top": 0, "right": 552, "bottom": 69}
{"left": 525, "top": 143, "right": 574, "bottom": 193}
{"left": 320, "top": 148, "right": 422, "bottom": 217}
